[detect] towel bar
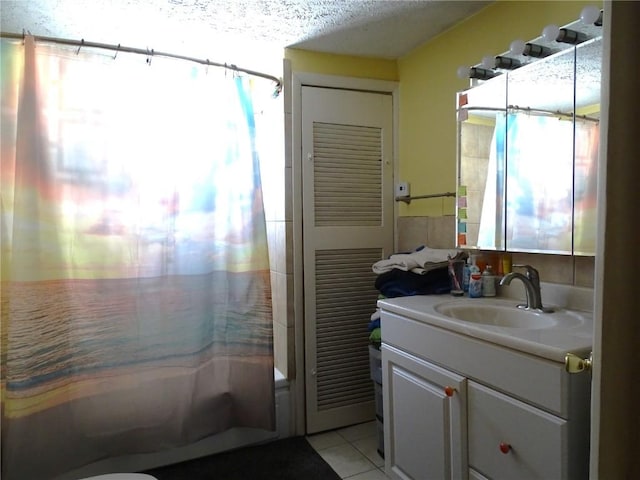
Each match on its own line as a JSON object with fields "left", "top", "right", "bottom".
{"left": 395, "top": 191, "right": 456, "bottom": 204}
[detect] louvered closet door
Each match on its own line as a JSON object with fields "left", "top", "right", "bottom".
{"left": 302, "top": 86, "right": 394, "bottom": 433}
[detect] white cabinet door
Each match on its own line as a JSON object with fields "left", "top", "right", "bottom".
{"left": 382, "top": 344, "right": 467, "bottom": 480}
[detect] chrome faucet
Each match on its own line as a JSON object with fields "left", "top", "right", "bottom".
{"left": 499, "top": 265, "right": 553, "bottom": 313}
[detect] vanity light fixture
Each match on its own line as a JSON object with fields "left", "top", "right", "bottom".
{"left": 459, "top": 9, "right": 601, "bottom": 81}
{"left": 580, "top": 5, "right": 601, "bottom": 25}
{"left": 594, "top": 10, "right": 604, "bottom": 27}
{"left": 494, "top": 56, "right": 521, "bottom": 69}
{"left": 469, "top": 67, "right": 498, "bottom": 80}
{"left": 481, "top": 55, "right": 521, "bottom": 70}
{"left": 523, "top": 43, "right": 552, "bottom": 58}
{"left": 456, "top": 65, "right": 498, "bottom": 81}
{"left": 509, "top": 40, "right": 551, "bottom": 59}
{"left": 594, "top": 10, "right": 603, "bottom": 26}
{"left": 542, "top": 24, "right": 587, "bottom": 45}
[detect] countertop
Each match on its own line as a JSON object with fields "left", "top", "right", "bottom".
{"left": 377, "top": 284, "right": 594, "bottom": 363}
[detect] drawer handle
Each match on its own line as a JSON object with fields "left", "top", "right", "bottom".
{"left": 499, "top": 442, "right": 512, "bottom": 454}
{"left": 444, "top": 386, "right": 455, "bottom": 397}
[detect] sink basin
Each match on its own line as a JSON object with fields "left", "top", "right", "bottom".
{"left": 434, "top": 301, "right": 585, "bottom": 329}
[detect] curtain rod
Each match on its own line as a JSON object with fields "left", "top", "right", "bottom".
{"left": 0, "top": 31, "right": 283, "bottom": 95}
{"left": 462, "top": 105, "right": 598, "bottom": 123}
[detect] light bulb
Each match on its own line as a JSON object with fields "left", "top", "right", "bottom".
{"left": 457, "top": 66, "right": 470, "bottom": 79}
{"left": 580, "top": 5, "right": 600, "bottom": 24}
{"left": 542, "top": 24, "right": 560, "bottom": 42}
{"left": 481, "top": 55, "right": 495, "bottom": 69}
{"left": 509, "top": 39, "right": 526, "bottom": 56}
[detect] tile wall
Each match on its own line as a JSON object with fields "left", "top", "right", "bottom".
{"left": 398, "top": 216, "right": 594, "bottom": 288}
{"left": 262, "top": 81, "right": 294, "bottom": 379}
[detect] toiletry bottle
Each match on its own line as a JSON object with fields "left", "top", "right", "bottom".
{"left": 482, "top": 265, "right": 496, "bottom": 297}
{"left": 462, "top": 257, "right": 471, "bottom": 293}
{"left": 470, "top": 255, "right": 480, "bottom": 274}
{"left": 502, "top": 253, "right": 512, "bottom": 275}
{"left": 469, "top": 272, "right": 483, "bottom": 298}
{"left": 468, "top": 256, "right": 481, "bottom": 297}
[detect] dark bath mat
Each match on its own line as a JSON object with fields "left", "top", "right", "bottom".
{"left": 142, "top": 436, "right": 342, "bottom": 480}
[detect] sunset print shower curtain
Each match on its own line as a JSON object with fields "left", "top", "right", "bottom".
{"left": 1, "top": 36, "right": 274, "bottom": 479}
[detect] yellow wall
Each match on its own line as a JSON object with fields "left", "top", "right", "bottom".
{"left": 285, "top": 1, "right": 597, "bottom": 217}
{"left": 284, "top": 48, "right": 398, "bottom": 81}
{"left": 398, "top": 1, "right": 583, "bottom": 216}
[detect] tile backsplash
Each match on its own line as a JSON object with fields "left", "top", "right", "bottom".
{"left": 397, "top": 216, "right": 594, "bottom": 288}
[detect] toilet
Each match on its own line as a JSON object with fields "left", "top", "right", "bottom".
{"left": 80, "top": 475, "right": 158, "bottom": 480}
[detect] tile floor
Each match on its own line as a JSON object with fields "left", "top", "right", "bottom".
{"left": 306, "top": 420, "right": 391, "bottom": 480}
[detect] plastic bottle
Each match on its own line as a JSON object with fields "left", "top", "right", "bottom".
{"left": 502, "top": 253, "right": 512, "bottom": 275}
{"left": 469, "top": 272, "right": 483, "bottom": 298}
{"left": 468, "top": 255, "right": 480, "bottom": 274}
{"left": 462, "top": 258, "right": 471, "bottom": 293}
{"left": 482, "top": 265, "right": 496, "bottom": 297}
{"left": 468, "top": 256, "right": 481, "bottom": 297}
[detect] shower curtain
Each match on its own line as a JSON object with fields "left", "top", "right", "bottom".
{"left": 1, "top": 36, "right": 274, "bottom": 479}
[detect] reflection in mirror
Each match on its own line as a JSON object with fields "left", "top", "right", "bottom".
{"left": 574, "top": 37, "right": 601, "bottom": 255}
{"left": 505, "top": 46, "right": 576, "bottom": 254}
{"left": 456, "top": 75, "right": 506, "bottom": 251}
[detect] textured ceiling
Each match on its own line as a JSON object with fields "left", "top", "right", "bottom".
{"left": 0, "top": 0, "right": 492, "bottom": 65}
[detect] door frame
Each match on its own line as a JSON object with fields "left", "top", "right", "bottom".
{"left": 289, "top": 68, "right": 399, "bottom": 435}
{"left": 590, "top": 2, "right": 640, "bottom": 477}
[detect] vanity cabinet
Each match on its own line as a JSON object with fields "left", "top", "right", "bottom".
{"left": 383, "top": 344, "right": 467, "bottom": 480}
{"left": 381, "top": 307, "right": 591, "bottom": 480}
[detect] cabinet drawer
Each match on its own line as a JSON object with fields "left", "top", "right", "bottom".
{"left": 468, "top": 381, "right": 567, "bottom": 480}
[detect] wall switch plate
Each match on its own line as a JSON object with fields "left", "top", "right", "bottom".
{"left": 395, "top": 181, "right": 410, "bottom": 197}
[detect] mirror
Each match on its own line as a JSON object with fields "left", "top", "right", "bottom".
{"left": 505, "top": 45, "right": 576, "bottom": 254}
{"left": 456, "top": 29, "right": 602, "bottom": 255}
{"left": 573, "top": 37, "right": 602, "bottom": 255}
{"left": 456, "top": 75, "right": 506, "bottom": 251}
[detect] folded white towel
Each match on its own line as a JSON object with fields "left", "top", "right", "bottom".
{"left": 372, "top": 247, "right": 465, "bottom": 275}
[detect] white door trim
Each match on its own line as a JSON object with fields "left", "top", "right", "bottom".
{"left": 289, "top": 67, "right": 399, "bottom": 435}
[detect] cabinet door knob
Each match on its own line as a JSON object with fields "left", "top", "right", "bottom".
{"left": 499, "top": 442, "right": 512, "bottom": 454}
{"left": 444, "top": 386, "right": 455, "bottom": 397}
